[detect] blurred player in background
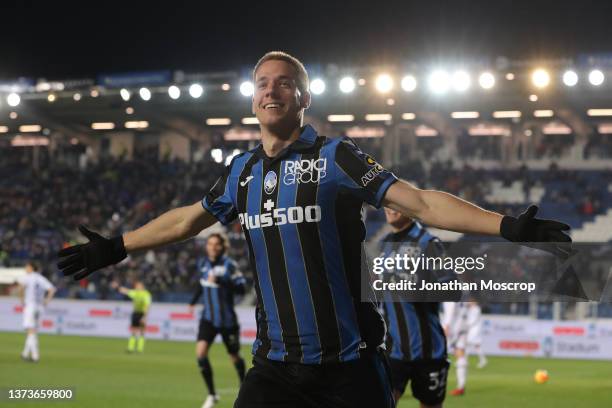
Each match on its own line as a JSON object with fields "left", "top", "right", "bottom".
{"left": 188, "top": 233, "right": 246, "bottom": 408}
{"left": 466, "top": 301, "right": 487, "bottom": 369}
{"left": 380, "top": 209, "right": 450, "bottom": 407}
{"left": 442, "top": 300, "right": 486, "bottom": 396}
{"left": 111, "top": 280, "right": 151, "bottom": 353}
{"left": 18, "top": 260, "right": 56, "bottom": 362}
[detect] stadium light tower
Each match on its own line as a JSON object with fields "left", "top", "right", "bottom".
{"left": 428, "top": 70, "right": 450, "bottom": 94}
{"left": 375, "top": 74, "right": 393, "bottom": 93}
{"left": 310, "top": 78, "right": 326, "bottom": 95}
{"left": 451, "top": 70, "right": 471, "bottom": 92}
{"left": 562, "top": 70, "right": 579, "bottom": 87}
{"left": 139, "top": 87, "right": 151, "bottom": 101}
{"left": 120, "top": 88, "right": 131, "bottom": 101}
{"left": 588, "top": 69, "right": 605, "bottom": 86}
{"left": 401, "top": 75, "right": 417, "bottom": 92}
{"left": 531, "top": 69, "right": 550, "bottom": 88}
{"left": 168, "top": 85, "right": 181, "bottom": 100}
{"left": 240, "top": 81, "right": 254, "bottom": 97}
{"left": 189, "top": 84, "right": 204, "bottom": 98}
{"left": 339, "top": 76, "right": 356, "bottom": 93}
{"left": 478, "top": 72, "right": 495, "bottom": 89}
{"left": 7, "top": 93, "right": 20, "bottom": 107}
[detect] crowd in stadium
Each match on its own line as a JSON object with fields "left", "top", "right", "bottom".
{"left": 1, "top": 142, "right": 610, "bottom": 301}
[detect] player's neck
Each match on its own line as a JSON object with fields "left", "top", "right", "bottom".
{"left": 260, "top": 124, "right": 302, "bottom": 158}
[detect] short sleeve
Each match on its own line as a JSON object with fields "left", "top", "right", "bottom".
{"left": 202, "top": 165, "right": 238, "bottom": 225}
{"left": 126, "top": 290, "right": 135, "bottom": 299}
{"left": 334, "top": 137, "right": 398, "bottom": 208}
{"left": 39, "top": 275, "right": 55, "bottom": 291}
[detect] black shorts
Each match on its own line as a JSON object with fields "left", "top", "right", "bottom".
{"left": 234, "top": 350, "right": 394, "bottom": 408}
{"left": 197, "top": 319, "right": 241, "bottom": 354}
{"left": 130, "top": 312, "right": 145, "bottom": 328}
{"left": 388, "top": 358, "right": 450, "bottom": 406}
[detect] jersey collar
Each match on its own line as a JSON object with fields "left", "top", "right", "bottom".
{"left": 255, "top": 125, "right": 318, "bottom": 162}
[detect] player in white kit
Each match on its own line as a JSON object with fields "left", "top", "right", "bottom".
{"left": 441, "top": 301, "right": 487, "bottom": 396}
{"left": 17, "top": 261, "right": 56, "bottom": 362}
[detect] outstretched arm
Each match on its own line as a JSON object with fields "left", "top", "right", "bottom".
{"left": 383, "top": 180, "right": 502, "bottom": 235}
{"left": 123, "top": 202, "right": 217, "bottom": 252}
{"left": 58, "top": 202, "right": 218, "bottom": 280}
{"left": 383, "top": 179, "right": 571, "bottom": 251}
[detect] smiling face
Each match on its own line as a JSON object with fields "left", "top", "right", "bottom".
{"left": 252, "top": 59, "right": 310, "bottom": 135}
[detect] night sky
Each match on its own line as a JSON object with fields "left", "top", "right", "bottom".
{"left": 1, "top": 0, "right": 611, "bottom": 79}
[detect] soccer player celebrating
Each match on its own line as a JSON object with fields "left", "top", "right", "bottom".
{"left": 111, "top": 280, "right": 151, "bottom": 353}
{"left": 57, "top": 51, "right": 570, "bottom": 407}
{"left": 188, "top": 233, "right": 247, "bottom": 408}
{"left": 18, "top": 261, "right": 56, "bottom": 362}
{"left": 380, "top": 208, "right": 450, "bottom": 408}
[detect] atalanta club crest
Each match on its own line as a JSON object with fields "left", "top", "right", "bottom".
{"left": 264, "top": 170, "right": 277, "bottom": 194}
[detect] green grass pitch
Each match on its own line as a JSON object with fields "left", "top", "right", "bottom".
{"left": 1, "top": 332, "right": 611, "bottom": 407}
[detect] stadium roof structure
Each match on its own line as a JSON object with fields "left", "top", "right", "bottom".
{"left": 2, "top": 58, "right": 612, "bottom": 144}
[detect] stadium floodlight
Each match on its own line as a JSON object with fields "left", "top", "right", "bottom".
{"left": 120, "top": 88, "right": 131, "bottom": 101}
{"left": 211, "top": 148, "right": 223, "bottom": 163}
{"left": 126, "top": 107, "right": 134, "bottom": 114}
{"left": 327, "top": 114, "right": 354, "bottom": 122}
{"left": 588, "top": 69, "right": 604, "bottom": 86}
{"left": 221, "top": 83, "right": 231, "bottom": 91}
{"left": 168, "top": 85, "right": 181, "bottom": 99}
{"left": 206, "top": 118, "right": 231, "bottom": 126}
{"left": 0, "top": 126, "right": 8, "bottom": 133}
{"left": 401, "top": 113, "right": 416, "bottom": 120}
{"left": 189, "top": 84, "right": 204, "bottom": 98}
{"left": 451, "top": 111, "right": 479, "bottom": 119}
{"left": 493, "top": 110, "right": 522, "bottom": 118}
{"left": 47, "top": 94, "right": 56, "bottom": 102}
{"left": 9, "top": 112, "right": 18, "bottom": 119}
{"left": 401, "top": 75, "right": 417, "bottom": 92}
{"left": 73, "top": 93, "right": 82, "bottom": 101}
{"left": 375, "top": 74, "right": 393, "bottom": 93}
{"left": 91, "top": 122, "right": 115, "bottom": 130}
{"left": 310, "top": 78, "right": 326, "bottom": 95}
{"left": 241, "top": 117, "right": 259, "bottom": 125}
{"left": 587, "top": 108, "right": 612, "bottom": 116}
{"left": 428, "top": 70, "right": 450, "bottom": 94}
{"left": 339, "top": 76, "right": 356, "bottom": 93}
{"left": 531, "top": 69, "right": 550, "bottom": 88}
{"left": 562, "top": 70, "right": 578, "bottom": 87}
{"left": 365, "top": 113, "right": 392, "bottom": 121}
{"left": 534, "top": 110, "right": 554, "bottom": 118}
{"left": 451, "top": 70, "right": 471, "bottom": 92}
{"left": 19, "top": 125, "right": 42, "bottom": 133}
{"left": 125, "top": 121, "right": 149, "bottom": 129}
{"left": 240, "top": 81, "right": 254, "bottom": 97}
{"left": 7, "top": 93, "right": 20, "bottom": 107}
{"left": 478, "top": 72, "right": 495, "bottom": 89}
{"left": 139, "top": 88, "right": 151, "bottom": 101}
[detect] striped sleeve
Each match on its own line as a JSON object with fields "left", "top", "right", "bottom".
{"left": 334, "top": 137, "right": 398, "bottom": 208}
{"left": 202, "top": 164, "right": 238, "bottom": 225}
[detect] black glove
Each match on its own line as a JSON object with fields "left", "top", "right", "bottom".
{"left": 57, "top": 225, "right": 127, "bottom": 281}
{"left": 500, "top": 205, "right": 573, "bottom": 258}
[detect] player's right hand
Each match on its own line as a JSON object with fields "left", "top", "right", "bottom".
{"left": 57, "top": 225, "right": 127, "bottom": 281}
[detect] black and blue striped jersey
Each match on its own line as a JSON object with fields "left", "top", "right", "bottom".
{"left": 190, "top": 255, "right": 246, "bottom": 328}
{"left": 202, "top": 125, "right": 398, "bottom": 364}
{"left": 380, "top": 222, "right": 448, "bottom": 362}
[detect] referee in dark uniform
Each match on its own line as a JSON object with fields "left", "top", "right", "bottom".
{"left": 58, "top": 51, "right": 571, "bottom": 408}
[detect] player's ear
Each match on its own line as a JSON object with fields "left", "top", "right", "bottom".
{"left": 300, "top": 90, "right": 311, "bottom": 110}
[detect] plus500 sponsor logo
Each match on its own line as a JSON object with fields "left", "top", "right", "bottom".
{"left": 239, "top": 206, "right": 321, "bottom": 230}
{"left": 283, "top": 158, "right": 327, "bottom": 185}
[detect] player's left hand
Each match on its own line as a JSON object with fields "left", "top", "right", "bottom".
{"left": 500, "top": 205, "right": 573, "bottom": 259}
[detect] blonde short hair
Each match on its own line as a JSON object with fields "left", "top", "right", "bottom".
{"left": 253, "top": 51, "right": 309, "bottom": 95}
